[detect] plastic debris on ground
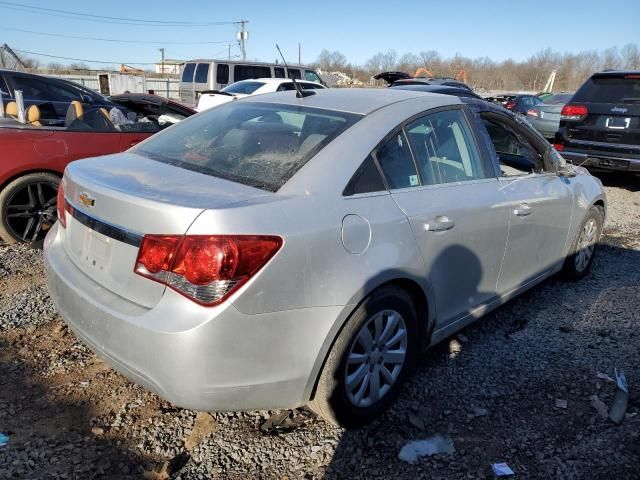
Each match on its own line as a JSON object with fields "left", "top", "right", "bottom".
{"left": 590, "top": 394, "right": 609, "bottom": 419}
{"left": 0, "top": 433, "right": 9, "bottom": 447}
{"left": 554, "top": 399, "right": 568, "bottom": 409}
{"left": 398, "top": 435, "right": 455, "bottom": 464}
{"left": 492, "top": 462, "right": 514, "bottom": 476}
{"left": 596, "top": 372, "right": 615, "bottom": 383}
{"left": 260, "top": 410, "right": 312, "bottom": 434}
{"left": 608, "top": 368, "right": 629, "bottom": 424}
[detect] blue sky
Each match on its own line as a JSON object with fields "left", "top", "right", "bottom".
{"left": 1, "top": 0, "right": 638, "bottom": 68}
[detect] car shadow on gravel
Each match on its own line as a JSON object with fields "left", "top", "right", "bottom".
{"left": 0, "top": 333, "right": 150, "bottom": 479}
{"left": 325, "top": 239, "right": 640, "bottom": 479}
{"left": 597, "top": 173, "right": 640, "bottom": 192}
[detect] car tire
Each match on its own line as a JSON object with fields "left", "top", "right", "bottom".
{"left": 0, "top": 172, "right": 60, "bottom": 246}
{"left": 310, "top": 285, "right": 419, "bottom": 427}
{"left": 561, "top": 205, "right": 604, "bottom": 281}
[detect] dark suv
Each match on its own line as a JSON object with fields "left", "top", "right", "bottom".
{"left": 0, "top": 69, "right": 116, "bottom": 126}
{"left": 554, "top": 71, "right": 640, "bottom": 175}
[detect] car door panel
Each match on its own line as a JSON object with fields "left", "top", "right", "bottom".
{"left": 497, "top": 174, "right": 574, "bottom": 293}
{"left": 59, "top": 130, "right": 123, "bottom": 161}
{"left": 375, "top": 107, "right": 510, "bottom": 327}
{"left": 392, "top": 181, "right": 510, "bottom": 325}
{"left": 469, "top": 106, "right": 575, "bottom": 294}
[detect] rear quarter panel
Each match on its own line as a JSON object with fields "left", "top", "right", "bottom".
{"left": 563, "top": 169, "right": 606, "bottom": 256}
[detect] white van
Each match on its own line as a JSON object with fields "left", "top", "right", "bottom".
{"left": 179, "top": 60, "right": 324, "bottom": 104}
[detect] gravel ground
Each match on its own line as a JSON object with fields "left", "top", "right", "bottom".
{"left": 0, "top": 176, "right": 639, "bottom": 479}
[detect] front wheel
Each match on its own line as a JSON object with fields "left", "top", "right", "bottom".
{"left": 0, "top": 172, "right": 60, "bottom": 246}
{"left": 310, "top": 286, "right": 419, "bottom": 427}
{"left": 561, "top": 205, "right": 603, "bottom": 280}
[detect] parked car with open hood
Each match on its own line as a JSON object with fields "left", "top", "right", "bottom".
{"left": 526, "top": 92, "right": 574, "bottom": 139}
{"left": 554, "top": 71, "right": 640, "bottom": 176}
{"left": 374, "top": 71, "right": 473, "bottom": 92}
{"left": 45, "top": 89, "right": 605, "bottom": 427}
{"left": 195, "top": 78, "right": 326, "bottom": 111}
{"left": 389, "top": 83, "right": 481, "bottom": 99}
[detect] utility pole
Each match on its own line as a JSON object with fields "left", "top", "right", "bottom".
{"left": 159, "top": 47, "right": 165, "bottom": 74}
{"left": 298, "top": 43, "right": 301, "bottom": 65}
{"left": 237, "top": 20, "right": 248, "bottom": 61}
{"left": 228, "top": 43, "right": 231, "bottom": 61}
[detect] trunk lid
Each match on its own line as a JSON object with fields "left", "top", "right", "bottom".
{"left": 539, "top": 103, "right": 563, "bottom": 121}
{"left": 62, "top": 152, "right": 270, "bottom": 307}
{"left": 566, "top": 74, "right": 640, "bottom": 146}
{"left": 566, "top": 102, "right": 640, "bottom": 146}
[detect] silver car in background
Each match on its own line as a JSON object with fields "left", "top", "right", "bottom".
{"left": 526, "top": 92, "right": 575, "bottom": 139}
{"left": 45, "top": 89, "right": 606, "bottom": 427}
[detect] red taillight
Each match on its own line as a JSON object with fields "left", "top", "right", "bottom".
{"left": 134, "top": 234, "right": 283, "bottom": 306}
{"left": 624, "top": 74, "right": 640, "bottom": 79}
{"left": 505, "top": 100, "right": 516, "bottom": 110}
{"left": 526, "top": 108, "right": 539, "bottom": 118}
{"left": 137, "top": 235, "right": 181, "bottom": 274}
{"left": 561, "top": 104, "right": 588, "bottom": 121}
{"left": 553, "top": 143, "right": 565, "bottom": 151}
{"left": 56, "top": 183, "right": 66, "bottom": 228}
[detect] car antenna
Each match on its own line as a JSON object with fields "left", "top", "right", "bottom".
{"left": 276, "top": 44, "right": 315, "bottom": 98}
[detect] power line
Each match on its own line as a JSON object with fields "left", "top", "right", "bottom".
{"left": 0, "top": 1, "right": 240, "bottom": 27}
{"left": 13, "top": 48, "right": 158, "bottom": 66}
{"left": 2, "top": 26, "right": 232, "bottom": 45}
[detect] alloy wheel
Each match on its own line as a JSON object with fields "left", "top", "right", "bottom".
{"left": 4, "top": 181, "right": 58, "bottom": 242}
{"left": 344, "top": 309, "right": 408, "bottom": 408}
{"left": 575, "top": 218, "right": 597, "bottom": 273}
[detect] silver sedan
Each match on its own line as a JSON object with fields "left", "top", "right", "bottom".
{"left": 44, "top": 89, "right": 606, "bottom": 427}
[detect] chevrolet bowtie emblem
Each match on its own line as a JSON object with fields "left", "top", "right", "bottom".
{"left": 79, "top": 192, "right": 95, "bottom": 208}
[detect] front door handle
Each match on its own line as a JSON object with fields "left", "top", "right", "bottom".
{"left": 424, "top": 216, "right": 455, "bottom": 232}
{"left": 514, "top": 204, "right": 532, "bottom": 216}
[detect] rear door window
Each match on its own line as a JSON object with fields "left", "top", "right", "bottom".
{"left": 234, "top": 65, "right": 271, "bottom": 81}
{"left": 194, "top": 63, "right": 210, "bottom": 83}
{"left": 134, "top": 102, "right": 361, "bottom": 191}
{"left": 216, "top": 64, "right": 229, "bottom": 85}
{"left": 375, "top": 131, "right": 419, "bottom": 189}
{"left": 406, "top": 109, "right": 488, "bottom": 185}
{"left": 181, "top": 63, "right": 196, "bottom": 82}
{"left": 573, "top": 75, "right": 640, "bottom": 103}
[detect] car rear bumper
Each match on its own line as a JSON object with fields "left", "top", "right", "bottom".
{"left": 560, "top": 149, "right": 640, "bottom": 173}
{"left": 44, "top": 224, "right": 342, "bottom": 411}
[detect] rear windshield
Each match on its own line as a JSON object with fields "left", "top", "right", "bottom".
{"left": 573, "top": 76, "right": 640, "bottom": 103}
{"left": 544, "top": 93, "right": 574, "bottom": 104}
{"left": 222, "top": 81, "right": 265, "bottom": 95}
{"left": 134, "top": 101, "right": 362, "bottom": 191}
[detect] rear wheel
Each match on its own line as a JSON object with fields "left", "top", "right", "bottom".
{"left": 0, "top": 172, "right": 60, "bottom": 245}
{"left": 561, "top": 205, "right": 603, "bottom": 280}
{"left": 310, "top": 286, "right": 419, "bottom": 427}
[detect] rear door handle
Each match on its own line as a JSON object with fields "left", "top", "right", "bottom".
{"left": 514, "top": 204, "right": 532, "bottom": 216}
{"left": 424, "top": 216, "right": 455, "bottom": 232}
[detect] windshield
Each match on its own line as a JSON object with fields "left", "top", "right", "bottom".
{"left": 573, "top": 76, "right": 640, "bottom": 103}
{"left": 134, "top": 101, "right": 362, "bottom": 191}
{"left": 544, "top": 93, "right": 573, "bottom": 104}
{"left": 222, "top": 81, "right": 266, "bottom": 95}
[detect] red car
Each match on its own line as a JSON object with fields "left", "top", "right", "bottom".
{"left": 0, "top": 94, "right": 194, "bottom": 245}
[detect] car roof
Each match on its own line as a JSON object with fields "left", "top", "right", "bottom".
{"left": 236, "top": 78, "right": 322, "bottom": 85}
{"left": 241, "top": 88, "right": 454, "bottom": 115}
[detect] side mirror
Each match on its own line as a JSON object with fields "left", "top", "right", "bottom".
{"left": 557, "top": 164, "right": 577, "bottom": 178}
